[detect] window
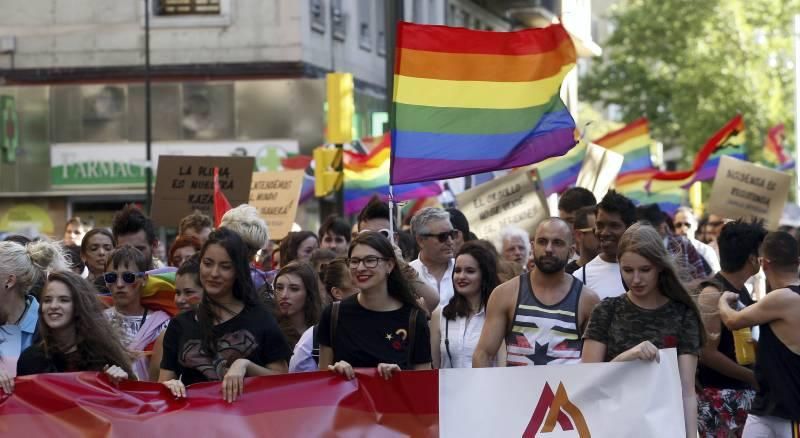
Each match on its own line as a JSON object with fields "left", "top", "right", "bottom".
{"left": 447, "top": 3, "right": 457, "bottom": 26}
{"left": 331, "top": 0, "right": 347, "bottom": 41}
{"left": 413, "top": 0, "right": 424, "bottom": 23}
{"left": 310, "top": 0, "right": 326, "bottom": 33}
{"left": 155, "top": 0, "right": 221, "bottom": 15}
{"left": 376, "top": 0, "right": 385, "bottom": 56}
{"left": 358, "top": 1, "right": 372, "bottom": 51}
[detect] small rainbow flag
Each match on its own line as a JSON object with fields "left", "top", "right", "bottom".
{"left": 344, "top": 135, "right": 442, "bottom": 215}
{"left": 390, "top": 22, "right": 578, "bottom": 184}
{"left": 594, "top": 118, "right": 653, "bottom": 179}
{"left": 764, "top": 124, "right": 794, "bottom": 170}
{"left": 532, "top": 142, "right": 586, "bottom": 196}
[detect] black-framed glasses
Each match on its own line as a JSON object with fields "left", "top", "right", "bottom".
{"left": 674, "top": 222, "right": 692, "bottom": 229}
{"left": 347, "top": 256, "right": 388, "bottom": 269}
{"left": 420, "top": 230, "right": 458, "bottom": 243}
{"left": 103, "top": 271, "right": 144, "bottom": 285}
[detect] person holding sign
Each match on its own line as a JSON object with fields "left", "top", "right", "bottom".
{"left": 719, "top": 232, "right": 800, "bottom": 437}
{"left": 582, "top": 223, "right": 705, "bottom": 438}
{"left": 159, "top": 228, "right": 290, "bottom": 402}
{"left": 473, "top": 218, "right": 600, "bottom": 367}
{"left": 572, "top": 191, "right": 637, "bottom": 299}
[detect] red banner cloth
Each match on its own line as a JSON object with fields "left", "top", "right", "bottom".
{"left": 0, "top": 370, "right": 439, "bottom": 437}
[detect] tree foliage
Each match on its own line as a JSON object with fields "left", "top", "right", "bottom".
{"left": 582, "top": 0, "right": 799, "bottom": 166}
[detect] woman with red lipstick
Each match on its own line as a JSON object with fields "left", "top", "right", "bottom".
{"left": 318, "top": 231, "right": 431, "bottom": 380}
{"left": 17, "top": 271, "right": 133, "bottom": 383}
{"left": 582, "top": 223, "right": 704, "bottom": 438}
{"left": 430, "top": 242, "right": 502, "bottom": 368}
{"left": 159, "top": 228, "right": 291, "bottom": 402}
{"left": 273, "top": 262, "right": 322, "bottom": 349}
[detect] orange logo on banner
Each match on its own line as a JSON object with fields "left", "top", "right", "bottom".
{"left": 523, "top": 382, "right": 591, "bottom": 437}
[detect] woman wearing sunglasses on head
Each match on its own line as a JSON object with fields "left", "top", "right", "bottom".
{"left": 17, "top": 271, "right": 132, "bottom": 384}
{"left": 159, "top": 228, "right": 291, "bottom": 403}
{"left": 318, "top": 231, "right": 431, "bottom": 380}
{"left": 430, "top": 242, "right": 503, "bottom": 368}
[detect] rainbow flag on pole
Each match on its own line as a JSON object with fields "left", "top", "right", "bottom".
{"left": 390, "top": 22, "right": 578, "bottom": 184}
{"left": 594, "top": 118, "right": 653, "bottom": 179}
{"left": 532, "top": 142, "right": 586, "bottom": 196}
{"left": 344, "top": 135, "right": 442, "bottom": 214}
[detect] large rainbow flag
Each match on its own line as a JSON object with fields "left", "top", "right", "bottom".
{"left": 344, "top": 135, "right": 442, "bottom": 214}
{"left": 390, "top": 22, "right": 578, "bottom": 184}
{"left": 594, "top": 118, "right": 653, "bottom": 179}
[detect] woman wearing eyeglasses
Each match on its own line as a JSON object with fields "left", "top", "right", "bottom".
{"left": 17, "top": 271, "right": 132, "bottom": 384}
{"left": 159, "top": 228, "right": 291, "bottom": 402}
{"left": 318, "top": 231, "right": 431, "bottom": 380}
{"left": 273, "top": 262, "right": 322, "bottom": 350}
{"left": 430, "top": 242, "right": 502, "bottom": 368}
{"left": 103, "top": 245, "right": 171, "bottom": 380}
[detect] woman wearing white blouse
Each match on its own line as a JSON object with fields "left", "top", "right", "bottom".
{"left": 430, "top": 242, "right": 505, "bottom": 368}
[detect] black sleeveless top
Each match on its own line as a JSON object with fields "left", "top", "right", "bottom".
{"left": 750, "top": 285, "right": 800, "bottom": 420}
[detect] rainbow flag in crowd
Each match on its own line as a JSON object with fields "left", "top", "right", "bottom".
{"left": 764, "top": 124, "right": 794, "bottom": 170}
{"left": 532, "top": 142, "right": 586, "bottom": 196}
{"left": 390, "top": 22, "right": 578, "bottom": 184}
{"left": 615, "top": 169, "right": 685, "bottom": 216}
{"left": 344, "top": 135, "right": 442, "bottom": 215}
{"left": 647, "top": 114, "right": 745, "bottom": 191}
{"left": 594, "top": 118, "right": 653, "bottom": 179}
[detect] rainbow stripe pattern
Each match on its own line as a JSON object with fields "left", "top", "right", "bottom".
{"left": 390, "top": 22, "right": 578, "bottom": 184}
{"left": 533, "top": 142, "right": 586, "bottom": 196}
{"left": 594, "top": 118, "right": 653, "bottom": 179}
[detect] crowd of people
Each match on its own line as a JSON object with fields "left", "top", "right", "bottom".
{"left": 0, "top": 187, "right": 797, "bottom": 437}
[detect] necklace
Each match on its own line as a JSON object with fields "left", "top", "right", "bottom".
{"left": 13, "top": 298, "right": 31, "bottom": 325}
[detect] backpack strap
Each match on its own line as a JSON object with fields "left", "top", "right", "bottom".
{"left": 330, "top": 301, "right": 340, "bottom": 354}
{"left": 406, "top": 308, "right": 419, "bottom": 368}
{"left": 311, "top": 324, "right": 321, "bottom": 365}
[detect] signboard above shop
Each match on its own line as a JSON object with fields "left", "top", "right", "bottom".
{"left": 49, "top": 140, "right": 299, "bottom": 189}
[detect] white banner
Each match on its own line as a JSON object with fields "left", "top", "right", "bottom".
{"left": 440, "top": 349, "right": 684, "bottom": 438}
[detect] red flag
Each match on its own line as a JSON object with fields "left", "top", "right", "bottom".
{"left": 213, "top": 166, "right": 232, "bottom": 227}
{"left": 649, "top": 114, "right": 744, "bottom": 181}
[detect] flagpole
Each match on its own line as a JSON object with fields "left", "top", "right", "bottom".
{"left": 794, "top": 14, "right": 800, "bottom": 202}
{"left": 389, "top": 185, "right": 395, "bottom": 243}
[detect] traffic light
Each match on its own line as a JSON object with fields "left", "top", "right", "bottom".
{"left": 314, "top": 146, "right": 343, "bottom": 197}
{"left": 326, "top": 73, "right": 354, "bottom": 144}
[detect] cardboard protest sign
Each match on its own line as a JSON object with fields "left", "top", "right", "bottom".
{"left": 576, "top": 142, "right": 625, "bottom": 201}
{"left": 249, "top": 170, "right": 305, "bottom": 240}
{"left": 707, "top": 156, "right": 791, "bottom": 230}
{"left": 152, "top": 156, "right": 254, "bottom": 228}
{"left": 456, "top": 171, "right": 549, "bottom": 243}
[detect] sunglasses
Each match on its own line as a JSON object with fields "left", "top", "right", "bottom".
{"left": 674, "top": 222, "right": 692, "bottom": 228}
{"left": 103, "top": 271, "right": 145, "bottom": 285}
{"left": 421, "top": 230, "right": 459, "bottom": 243}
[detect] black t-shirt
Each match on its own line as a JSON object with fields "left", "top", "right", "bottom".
{"left": 317, "top": 295, "right": 431, "bottom": 370}
{"left": 161, "top": 305, "right": 291, "bottom": 386}
{"left": 17, "top": 344, "right": 104, "bottom": 376}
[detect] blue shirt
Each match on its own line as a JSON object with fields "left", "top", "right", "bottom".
{"left": 0, "top": 296, "right": 39, "bottom": 377}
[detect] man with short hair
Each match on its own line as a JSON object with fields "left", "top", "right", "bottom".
{"left": 112, "top": 204, "right": 160, "bottom": 270}
{"left": 719, "top": 231, "right": 800, "bottom": 437}
{"left": 474, "top": 218, "right": 600, "bottom": 367}
{"left": 446, "top": 208, "right": 472, "bottom": 254}
{"left": 636, "top": 204, "right": 709, "bottom": 280}
{"left": 104, "top": 245, "right": 170, "bottom": 380}
{"left": 410, "top": 207, "right": 457, "bottom": 307}
{"left": 318, "top": 215, "right": 351, "bottom": 257}
{"left": 178, "top": 211, "right": 213, "bottom": 245}
{"left": 565, "top": 206, "right": 599, "bottom": 275}
{"left": 558, "top": 187, "right": 597, "bottom": 229}
{"left": 572, "top": 190, "right": 636, "bottom": 299}
{"left": 674, "top": 206, "right": 720, "bottom": 273}
{"left": 499, "top": 226, "right": 530, "bottom": 272}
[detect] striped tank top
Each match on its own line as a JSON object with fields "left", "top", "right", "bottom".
{"left": 505, "top": 272, "right": 584, "bottom": 365}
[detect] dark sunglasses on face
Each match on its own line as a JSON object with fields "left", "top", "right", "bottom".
{"left": 421, "top": 230, "right": 458, "bottom": 243}
{"left": 674, "top": 222, "right": 692, "bottom": 228}
{"left": 103, "top": 271, "right": 144, "bottom": 285}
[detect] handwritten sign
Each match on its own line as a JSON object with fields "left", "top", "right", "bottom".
{"left": 576, "top": 143, "right": 625, "bottom": 201}
{"left": 707, "top": 156, "right": 791, "bottom": 230}
{"left": 456, "top": 171, "right": 549, "bottom": 242}
{"left": 249, "top": 170, "right": 305, "bottom": 240}
{"left": 152, "top": 156, "right": 254, "bottom": 227}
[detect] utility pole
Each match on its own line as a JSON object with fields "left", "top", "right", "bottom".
{"left": 144, "top": 0, "right": 153, "bottom": 214}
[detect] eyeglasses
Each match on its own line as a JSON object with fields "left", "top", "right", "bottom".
{"left": 420, "top": 230, "right": 458, "bottom": 243}
{"left": 347, "top": 256, "right": 388, "bottom": 269}
{"left": 103, "top": 271, "right": 144, "bottom": 285}
{"left": 674, "top": 222, "right": 693, "bottom": 229}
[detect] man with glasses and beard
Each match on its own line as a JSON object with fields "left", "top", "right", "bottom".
{"left": 410, "top": 207, "right": 459, "bottom": 307}
{"left": 473, "top": 218, "right": 600, "bottom": 367}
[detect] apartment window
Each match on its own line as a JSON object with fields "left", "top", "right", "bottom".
{"left": 155, "top": 0, "right": 221, "bottom": 15}
{"left": 358, "top": 1, "right": 372, "bottom": 51}
{"left": 447, "top": 3, "right": 457, "bottom": 26}
{"left": 461, "top": 10, "right": 470, "bottom": 27}
{"left": 331, "top": 0, "right": 347, "bottom": 41}
{"left": 376, "top": 0, "right": 385, "bottom": 56}
{"left": 310, "top": 0, "right": 326, "bottom": 33}
{"left": 413, "top": 0, "right": 424, "bottom": 23}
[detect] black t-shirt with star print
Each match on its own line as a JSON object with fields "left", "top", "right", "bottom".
{"left": 318, "top": 294, "right": 431, "bottom": 370}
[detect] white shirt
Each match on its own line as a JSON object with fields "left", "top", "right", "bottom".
{"left": 289, "top": 326, "right": 318, "bottom": 373}
{"left": 572, "top": 255, "right": 626, "bottom": 300}
{"left": 437, "top": 307, "right": 490, "bottom": 368}
{"left": 410, "top": 257, "right": 455, "bottom": 307}
{"left": 689, "top": 238, "right": 721, "bottom": 273}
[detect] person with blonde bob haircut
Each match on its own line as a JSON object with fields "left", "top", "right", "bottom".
{"left": 0, "top": 240, "right": 69, "bottom": 394}
{"left": 220, "top": 204, "right": 272, "bottom": 291}
{"left": 582, "top": 223, "right": 705, "bottom": 438}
